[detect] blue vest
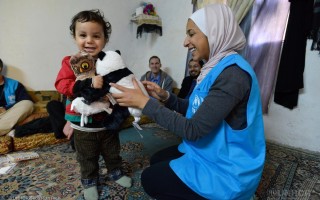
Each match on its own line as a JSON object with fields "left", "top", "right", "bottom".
{"left": 3, "top": 77, "right": 19, "bottom": 107}
{"left": 170, "top": 54, "right": 265, "bottom": 200}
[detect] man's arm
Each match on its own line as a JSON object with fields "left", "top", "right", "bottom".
{"left": 177, "top": 77, "right": 189, "bottom": 98}
{"left": 15, "top": 83, "right": 32, "bottom": 102}
{"left": 140, "top": 73, "right": 147, "bottom": 81}
{"left": 163, "top": 75, "right": 173, "bottom": 92}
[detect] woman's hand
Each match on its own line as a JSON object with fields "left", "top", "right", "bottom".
{"left": 110, "top": 78, "right": 150, "bottom": 109}
{"left": 142, "top": 81, "right": 169, "bottom": 102}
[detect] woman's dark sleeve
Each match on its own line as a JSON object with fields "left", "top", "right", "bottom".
{"left": 142, "top": 66, "right": 251, "bottom": 141}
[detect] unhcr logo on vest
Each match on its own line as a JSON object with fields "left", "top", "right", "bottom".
{"left": 191, "top": 94, "right": 203, "bottom": 114}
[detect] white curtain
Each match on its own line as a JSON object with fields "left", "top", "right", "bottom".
{"left": 191, "top": 0, "right": 291, "bottom": 113}
{"left": 193, "top": 0, "right": 254, "bottom": 23}
{"left": 240, "top": 0, "right": 290, "bottom": 113}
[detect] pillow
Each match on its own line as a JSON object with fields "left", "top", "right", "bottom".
{"left": 13, "top": 133, "right": 68, "bottom": 152}
{"left": 28, "top": 91, "right": 61, "bottom": 103}
{"left": 0, "top": 136, "right": 13, "bottom": 154}
{"left": 28, "top": 91, "right": 62, "bottom": 113}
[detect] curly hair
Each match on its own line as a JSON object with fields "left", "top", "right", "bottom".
{"left": 69, "top": 9, "right": 112, "bottom": 42}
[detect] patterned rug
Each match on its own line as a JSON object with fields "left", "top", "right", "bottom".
{"left": 0, "top": 123, "right": 180, "bottom": 200}
{"left": 0, "top": 123, "right": 320, "bottom": 200}
{"left": 256, "top": 143, "right": 320, "bottom": 199}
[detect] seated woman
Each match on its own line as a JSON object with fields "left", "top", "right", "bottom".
{"left": 111, "top": 3, "right": 265, "bottom": 200}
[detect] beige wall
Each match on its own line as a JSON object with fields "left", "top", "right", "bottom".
{"left": 264, "top": 40, "right": 320, "bottom": 152}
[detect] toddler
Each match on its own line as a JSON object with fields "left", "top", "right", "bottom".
{"left": 55, "top": 9, "right": 131, "bottom": 200}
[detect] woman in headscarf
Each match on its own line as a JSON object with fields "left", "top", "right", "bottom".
{"left": 111, "top": 3, "right": 265, "bottom": 200}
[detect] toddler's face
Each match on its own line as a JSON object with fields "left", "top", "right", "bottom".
{"left": 74, "top": 21, "right": 106, "bottom": 58}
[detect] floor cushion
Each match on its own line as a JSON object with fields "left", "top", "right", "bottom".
{"left": 0, "top": 136, "right": 13, "bottom": 155}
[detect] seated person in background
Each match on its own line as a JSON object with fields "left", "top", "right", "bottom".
{"left": 178, "top": 58, "right": 204, "bottom": 99}
{"left": 0, "top": 58, "right": 34, "bottom": 136}
{"left": 46, "top": 98, "right": 75, "bottom": 150}
{"left": 13, "top": 96, "right": 75, "bottom": 150}
{"left": 140, "top": 55, "right": 173, "bottom": 92}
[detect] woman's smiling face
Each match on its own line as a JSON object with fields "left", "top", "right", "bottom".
{"left": 184, "top": 19, "right": 210, "bottom": 62}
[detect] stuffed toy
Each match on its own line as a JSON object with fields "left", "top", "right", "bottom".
{"left": 97, "top": 51, "right": 149, "bottom": 126}
{"left": 71, "top": 97, "right": 112, "bottom": 127}
{"left": 71, "top": 51, "right": 148, "bottom": 130}
{"left": 69, "top": 51, "right": 96, "bottom": 81}
{"left": 69, "top": 51, "right": 112, "bottom": 127}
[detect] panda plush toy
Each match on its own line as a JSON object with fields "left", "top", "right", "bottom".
{"left": 69, "top": 51, "right": 112, "bottom": 127}
{"left": 71, "top": 51, "right": 148, "bottom": 130}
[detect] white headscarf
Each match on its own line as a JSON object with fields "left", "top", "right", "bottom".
{"left": 190, "top": 3, "right": 246, "bottom": 84}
